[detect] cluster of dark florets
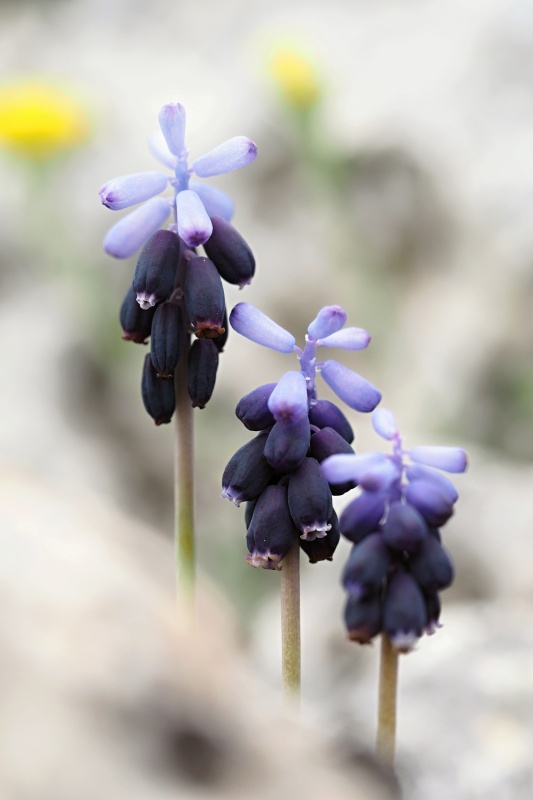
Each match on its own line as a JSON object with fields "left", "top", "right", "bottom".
{"left": 119, "top": 220, "right": 254, "bottom": 424}
{"left": 99, "top": 101, "right": 257, "bottom": 423}
{"left": 322, "top": 408, "right": 468, "bottom": 652}
{"left": 221, "top": 303, "right": 382, "bottom": 568}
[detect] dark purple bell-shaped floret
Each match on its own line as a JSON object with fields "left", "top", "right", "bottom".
{"left": 309, "top": 426, "right": 356, "bottom": 495}
{"left": 203, "top": 215, "right": 256, "bottom": 288}
{"left": 382, "top": 500, "right": 428, "bottom": 554}
{"left": 150, "top": 300, "right": 185, "bottom": 378}
{"left": 245, "top": 485, "right": 297, "bottom": 570}
{"left": 264, "top": 416, "right": 311, "bottom": 472}
{"left": 408, "top": 535, "right": 455, "bottom": 593}
{"left": 308, "top": 399, "right": 354, "bottom": 444}
{"left": 288, "top": 457, "right": 333, "bottom": 540}
{"left": 299, "top": 510, "right": 340, "bottom": 563}
{"left": 244, "top": 498, "right": 258, "bottom": 528}
{"left": 133, "top": 229, "right": 180, "bottom": 309}
{"left": 344, "top": 593, "right": 382, "bottom": 644}
{"left": 383, "top": 569, "right": 427, "bottom": 653}
{"left": 405, "top": 479, "right": 455, "bottom": 528}
{"left": 221, "top": 430, "right": 275, "bottom": 506}
{"left": 235, "top": 383, "right": 277, "bottom": 431}
{"left": 188, "top": 338, "right": 219, "bottom": 409}
{"left": 183, "top": 256, "right": 226, "bottom": 339}
{"left": 120, "top": 285, "right": 156, "bottom": 343}
{"left": 341, "top": 533, "right": 391, "bottom": 600}
{"left": 141, "top": 353, "right": 176, "bottom": 425}
{"left": 339, "top": 491, "right": 386, "bottom": 545}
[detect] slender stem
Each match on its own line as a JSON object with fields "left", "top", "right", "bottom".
{"left": 174, "top": 335, "right": 195, "bottom": 605}
{"left": 376, "top": 634, "right": 399, "bottom": 767}
{"left": 281, "top": 536, "right": 301, "bottom": 702}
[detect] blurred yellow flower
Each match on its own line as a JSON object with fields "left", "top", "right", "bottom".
{"left": 0, "top": 80, "right": 89, "bottom": 160}
{"left": 269, "top": 48, "right": 321, "bottom": 110}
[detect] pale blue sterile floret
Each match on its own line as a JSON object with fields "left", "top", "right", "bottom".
{"left": 100, "top": 102, "right": 258, "bottom": 258}
{"left": 230, "top": 303, "right": 296, "bottom": 353}
{"left": 267, "top": 371, "right": 308, "bottom": 424}
{"left": 229, "top": 302, "right": 381, "bottom": 414}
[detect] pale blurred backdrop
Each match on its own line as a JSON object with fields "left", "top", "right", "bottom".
{"left": 1, "top": 0, "right": 533, "bottom": 798}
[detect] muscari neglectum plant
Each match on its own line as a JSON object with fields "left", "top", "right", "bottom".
{"left": 100, "top": 101, "right": 257, "bottom": 598}
{"left": 100, "top": 101, "right": 467, "bottom": 769}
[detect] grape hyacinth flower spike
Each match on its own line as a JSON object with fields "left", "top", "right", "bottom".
{"left": 99, "top": 102, "right": 258, "bottom": 604}
{"left": 222, "top": 302, "right": 381, "bottom": 697}
{"left": 102, "top": 103, "right": 258, "bottom": 426}
{"left": 322, "top": 408, "right": 467, "bottom": 764}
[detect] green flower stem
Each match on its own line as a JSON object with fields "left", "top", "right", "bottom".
{"left": 174, "top": 336, "right": 195, "bottom": 605}
{"left": 281, "top": 536, "right": 301, "bottom": 702}
{"left": 376, "top": 634, "right": 399, "bottom": 767}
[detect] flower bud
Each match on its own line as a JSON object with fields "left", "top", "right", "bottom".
{"left": 267, "top": 371, "right": 308, "bottom": 424}
{"left": 344, "top": 594, "right": 382, "bottom": 644}
{"left": 424, "top": 591, "right": 442, "bottom": 635}
{"left": 383, "top": 569, "right": 427, "bottom": 653}
{"left": 158, "top": 102, "right": 187, "bottom": 156}
{"left": 288, "top": 457, "right": 333, "bottom": 540}
{"left": 408, "top": 535, "right": 455, "bottom": 593}
{"left": 188, "top": 338, "right": 219, "bottom": 409}
{"left": 99, "top": 171, "right": 168, "bottom": 210}
{"left": 119, "top": 285, "right": 155, "bottom": 343}
{"left": 141, "top": 353, "right": 175, "bottom": 425}
{"left": 382, "top": 500, "right": 428, "bottom": 553}
{"left": 192, "top": 136, "right": 258, "bottom": 177}
{"left": 176, "top": 189, "right": 213, "bottom": 247}
{"left": 230, "top": 303, "right": 295, "bottom": 352}
{"left": 236, "top": 383, "right": 277, "bottom": 431}
{"left": 133, "top": 229, "right": 180, "bottom": 309}
{"left": 339, "top": 491, "right": 386, "bottom": 544}
{"left": 264, "top": 416, "right": 310, "bottom": 472}
{"left": 221, "top": 431, "right": 275, "bottom": 506}
{"left": 405, "top": 479, "right": 454, "bottom": 528}
{"left": 341, "top": 533, "right": 391, "bottom": 600}
{"left": 321, "top": 360, "right": 382, "bottom": 413}
{"left": 307, "top": 305, "right": 347, "bottom": 340}
{"left": 189, "top": 181, "right": 234, "bottom": 221}
{"left": 184, "top": 256, "right": 226, "bottom": 339}
{"left": 103, "top": 196, "right": 171, "bottom": 259}
{"left": 308, "top": 399, "right": 354, "bottom": 444}
{"left": 203, "top": 216, "right": 256, "bottom": 287}
{"left": 245, "top": 485, "right": 296, "bottom": 570}
{"left": 150, "top": 300, "right": 185, "bottom": 378}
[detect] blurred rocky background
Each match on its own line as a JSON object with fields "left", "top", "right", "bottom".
{"left": 1, "top": 0, "right": 532, "bottom": 797}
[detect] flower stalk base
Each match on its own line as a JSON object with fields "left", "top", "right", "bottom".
{"left": 281, "top": 536, "right": 301, "bottom": 702}
{"left": 174, "top": 339, "right": 195, "bottom": 605}
{"left": 376, "top": 634, "right": 399, "bottom": 767}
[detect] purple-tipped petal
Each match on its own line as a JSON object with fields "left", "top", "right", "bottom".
{"left": 176, "top": 190, "right": 213, "bottom": 247}
{"left": 189, "top": 181, "right": 234, "bottom": 221}
{"left": 229, "top": 303, "right": 296, "bottom": 353}
{"left": 321, "top": 452, "right": 387, "bottom": 484}
{"left": 409, "top": 446, "right": 468, "bottom": 474}
{"left": 267, "top": 371, "right": 308, "bottom": 424}
{"left": 320, "top": 360, "right": 381, "bottom": 413}
{"left": 158, "top": 102, "right": 187, "bottom": 157}
{"left": 192, "top": 136, "right": 258, "bottom": 177}
{"left": 317, "top": 327, "right": 371, "bottom": 350}
{"left": 148, "top": 129, "right": 178, "bottom": 169}
{"left": 372, "top": 408, "right": 397, "bottom": 441}
{"left": 103, "top": 197, "right": 171, "bottom": 259}
{"left": 307, "top": 306, "right": 347, "bottom": 340}
{"left": 99, "top": 171, "right": 168, "bottom": 211}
